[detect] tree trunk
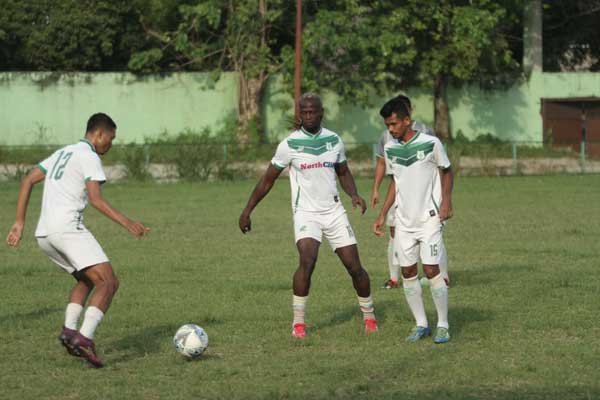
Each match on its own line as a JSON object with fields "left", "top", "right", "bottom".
{"left": 237, "top": 72, "right": 268, "bottom": 143}
{"left": 236, "top": 0, "right": 269, "bottom": 143}
{"left": 433, "top": 73, "right": 450, "bottom": 140}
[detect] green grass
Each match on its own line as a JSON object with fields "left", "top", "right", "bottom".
{"left": 1, "top": 176, "right": 599, "bottom": 400}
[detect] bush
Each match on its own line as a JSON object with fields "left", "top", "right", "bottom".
{"left": 121, "top": 144, "right": 152, "bottom": 181}
{"left": 146, "top": 128, "right": 234, "bottom": 181}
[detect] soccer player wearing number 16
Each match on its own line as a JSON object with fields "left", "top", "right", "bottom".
{"left": 6, "top": 113, "right": 150, "bottom": 367}
{"left": 239, "top": 93, "right": 377, "bottom": 339}
{"left": 373, "top": 98, "right": 454, "bottom": 344}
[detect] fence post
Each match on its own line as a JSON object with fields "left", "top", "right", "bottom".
{"left": 512, "top": 143, "right": 518, "bottom": 175}
{"left": 144, "top": 144, "right": 150, "bottom": 167}
{"left": 580, "top": 141, "right": 586, "bottom": 173}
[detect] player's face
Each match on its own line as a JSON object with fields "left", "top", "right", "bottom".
{"left": 96, "top": 129, "right": 116, "bottom": 155}
{"left": 384, "top": 113, "right": 411, "bottom": 141}
{"left": 299, "top": 101, "right": 323, "bottom": 132}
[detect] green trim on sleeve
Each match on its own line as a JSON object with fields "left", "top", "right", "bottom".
{"left": 37, "top": 164, "right": 47, "bottom": 173}
{"left": 272, "top": 162, "right": 285, "bottom": 170}
{"left": 85, "top": 177, "right": 91, "bottom": 182}
{"left": 337, "top": 159, "right": 347, "bottom": 165}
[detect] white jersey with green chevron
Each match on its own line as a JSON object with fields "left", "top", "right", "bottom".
{"left": 272, "top": 127, "right": 346, "bottom": 214}
{"left": 35, "top": 139, "right": 107, "bottom": 236}
{"left": 384, "top": 132, "right": 450, "bottom": 230}
{"left": 376, "top": 120, "right": 435, "bottom": 158}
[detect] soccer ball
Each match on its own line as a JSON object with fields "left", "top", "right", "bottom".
{"left": 173, "top": 324, "right": 209, "bottom": 359}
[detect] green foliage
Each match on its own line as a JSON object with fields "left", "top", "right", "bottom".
{"left": 0, "top": 0, "right": 149, "bottom": 71}
{"left": 543, "top": 0, "right": 600, "bottom": 72}
{"left": 130, "top": 1, "right": 289, "bottom": 74}
{"left": 120, "top": 144, "right": 152, "bottom": 182}
{"left": 291, "top": 0, "right": 522, "bottom": 108}
{"left": 285, "top": 1, "right": 416, "bottom": 105}
{"left": 146, "top": 128, "right": 235, "bottom": 181}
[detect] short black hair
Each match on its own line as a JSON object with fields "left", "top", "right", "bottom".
{"left": 395, "top": 94, "right": 411, "bottom": 110}
{"left": 86, "top": 113, "right": 116, "bottom": 133}
{"left": 299, "top": 92, "right": 323, "bottom": 109}
{"left": 379, "top": 97, "right": 410, "bottom": 119}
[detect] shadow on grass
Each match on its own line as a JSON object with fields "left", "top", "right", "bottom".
{"left": 107, "top": 322, "right": 226, "bottom": 364}
{"left": 449, "top": 263, "right": 535, "bottom": 287}
{"left": 108, "top": 323, "right": 178, "bottom": 363}
{"left": 313, "top": 299, "right": 398, "bottom": 330}
{"left": 450, "top": 305, "right": 491, "bottom": 339}
{"left": 0, "top": 306, "right": 62, "bottom": 324}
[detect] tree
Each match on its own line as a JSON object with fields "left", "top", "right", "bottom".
{"left": 284, "top": 1, "right": 417, "bottom": 106}
{"left": 130, "top": 0, "right": 293, "bottom": 141}
{"left": 0, "top": 0, "right": 148, "bottom": 71}
{"left": 543, "top": 0, "right": 600, "bottom": 71}
{"left": 295, "top": 0, "right": 522, "bottom": 140}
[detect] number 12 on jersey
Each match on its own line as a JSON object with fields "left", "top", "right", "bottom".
{"left": 49, "top": 151, "right": 73, "bottom": 180}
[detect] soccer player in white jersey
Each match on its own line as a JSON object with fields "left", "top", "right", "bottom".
{"left": 373, "top": 98, "right": 454, "bottom": 344}
{"left": 6, "top": 113, "right": 149, "bottom": 367}
{"left": 371, "top": 95, "right": 449, "bottom": 290}
{"left": 239, "top": 93, "right": 377, "bottom": 338}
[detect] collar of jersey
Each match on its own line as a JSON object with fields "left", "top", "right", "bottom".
{"left": 300, "top": 126, "right": 322, "bottom": 138}
{"left": 80, "top": 138, "right": 97, "bottom": 153}
{"left": 400, "top": 132, "right": 420, "bottom": 145}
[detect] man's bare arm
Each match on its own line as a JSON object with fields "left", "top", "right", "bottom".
{"left": 239, "top": 164, "right": 283, "bottom": 233}
{"left": 373, "top": 178, "right": 396, "bottom": 237}
{"left": 335, "top": 162, "right": 366, "bottom": 214}
{"left": 6, "top": 167, "right": 45, "bottom": 247}
{"left": 86, "top": 180, "right": 149, "bottom": 237}
{"left": 439, "top": 167, "right": 454, "bottom": 221}
{"left": 371, "top": 156, "right": 386, "bottom": 208}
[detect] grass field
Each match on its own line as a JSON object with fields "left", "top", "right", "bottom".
{"left": 1, "top": 175, "right": 599, "bottom": 400}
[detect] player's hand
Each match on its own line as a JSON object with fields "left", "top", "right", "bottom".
{"left": 372, "top": 215, "right": 386, "bottom": 237}
{"left": 126, "top": 220, "right": 150, "bottom": 238}
{"left": 351, "top": 195, "right": 367, "bottom": 214}
{"left": 239, "top": 212, "right": 251, "bottom": 234}
{"left": 370, "top": 190, "right": 379, "bottom": 209}
{"left": 439, "top": 201, "right": 453, "bottom": 222}
{"left": 6, "top": 222, "right": 24, "bottom": 247}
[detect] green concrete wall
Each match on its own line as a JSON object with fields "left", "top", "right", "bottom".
{"left": 0, "top": 72, "right": 238, "bottom": 145}
{"left": 1, "top": 71, "right": 599, "bottom": 146}
{"left": 263, "top": 73, "right": 547, "bottom": 144}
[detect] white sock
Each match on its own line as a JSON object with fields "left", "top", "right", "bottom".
{"left": 79, "top": 306, "right": 105, "bottom": 339}
{"left": 429, "top": 274, "right": 449, "bottom": 329}
{"left": 357, "top": 295, "right": 375, "bottom": 321}
{"left": 388, "top": 240, "right": 399, "bottom": 282}
{"left": 64, "top": 303, "right": 83, "bottom": 330}
{"left": 402, "top": 275, "right": 428, "bottom": 328}
{"left": 439, "top": 241, "right": 449, "bottom": 283}
{"left": 292, "top": 295, "right": 307, "bottom": 326}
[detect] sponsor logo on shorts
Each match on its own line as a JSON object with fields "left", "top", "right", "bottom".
{"left": 300, "top": 161, "right": 335, "bottom": 170}
{"left": 299, "top": 225, "right": 307, "bottom": 232}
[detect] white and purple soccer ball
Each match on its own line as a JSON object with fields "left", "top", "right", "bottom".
{"left": 173, "top": 324, "right": 209, "bottom": 359}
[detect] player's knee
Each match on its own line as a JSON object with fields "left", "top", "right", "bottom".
{"left": 401, "top": 266, "right": 418, "bottom": 279}
{"left": 298, "top": 256, "right": 317, "bottom": 271}
{"left": 423, "top": 265, "right": 440, "bottom": 279}
{"left": 348, "top": 266, "right": 366, "bottom": 280}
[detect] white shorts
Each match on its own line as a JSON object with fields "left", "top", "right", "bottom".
{"left": 36, "top": 231, "right": 109, "bottom": 274}
{"left": 392, "top": 218, "right": 444, "bottom": 267}
{"left": 386, "top": 207, "right": 396, "bottom": 227}
{"left": 293, "top": 209, "right": 357, "bottom": 251}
